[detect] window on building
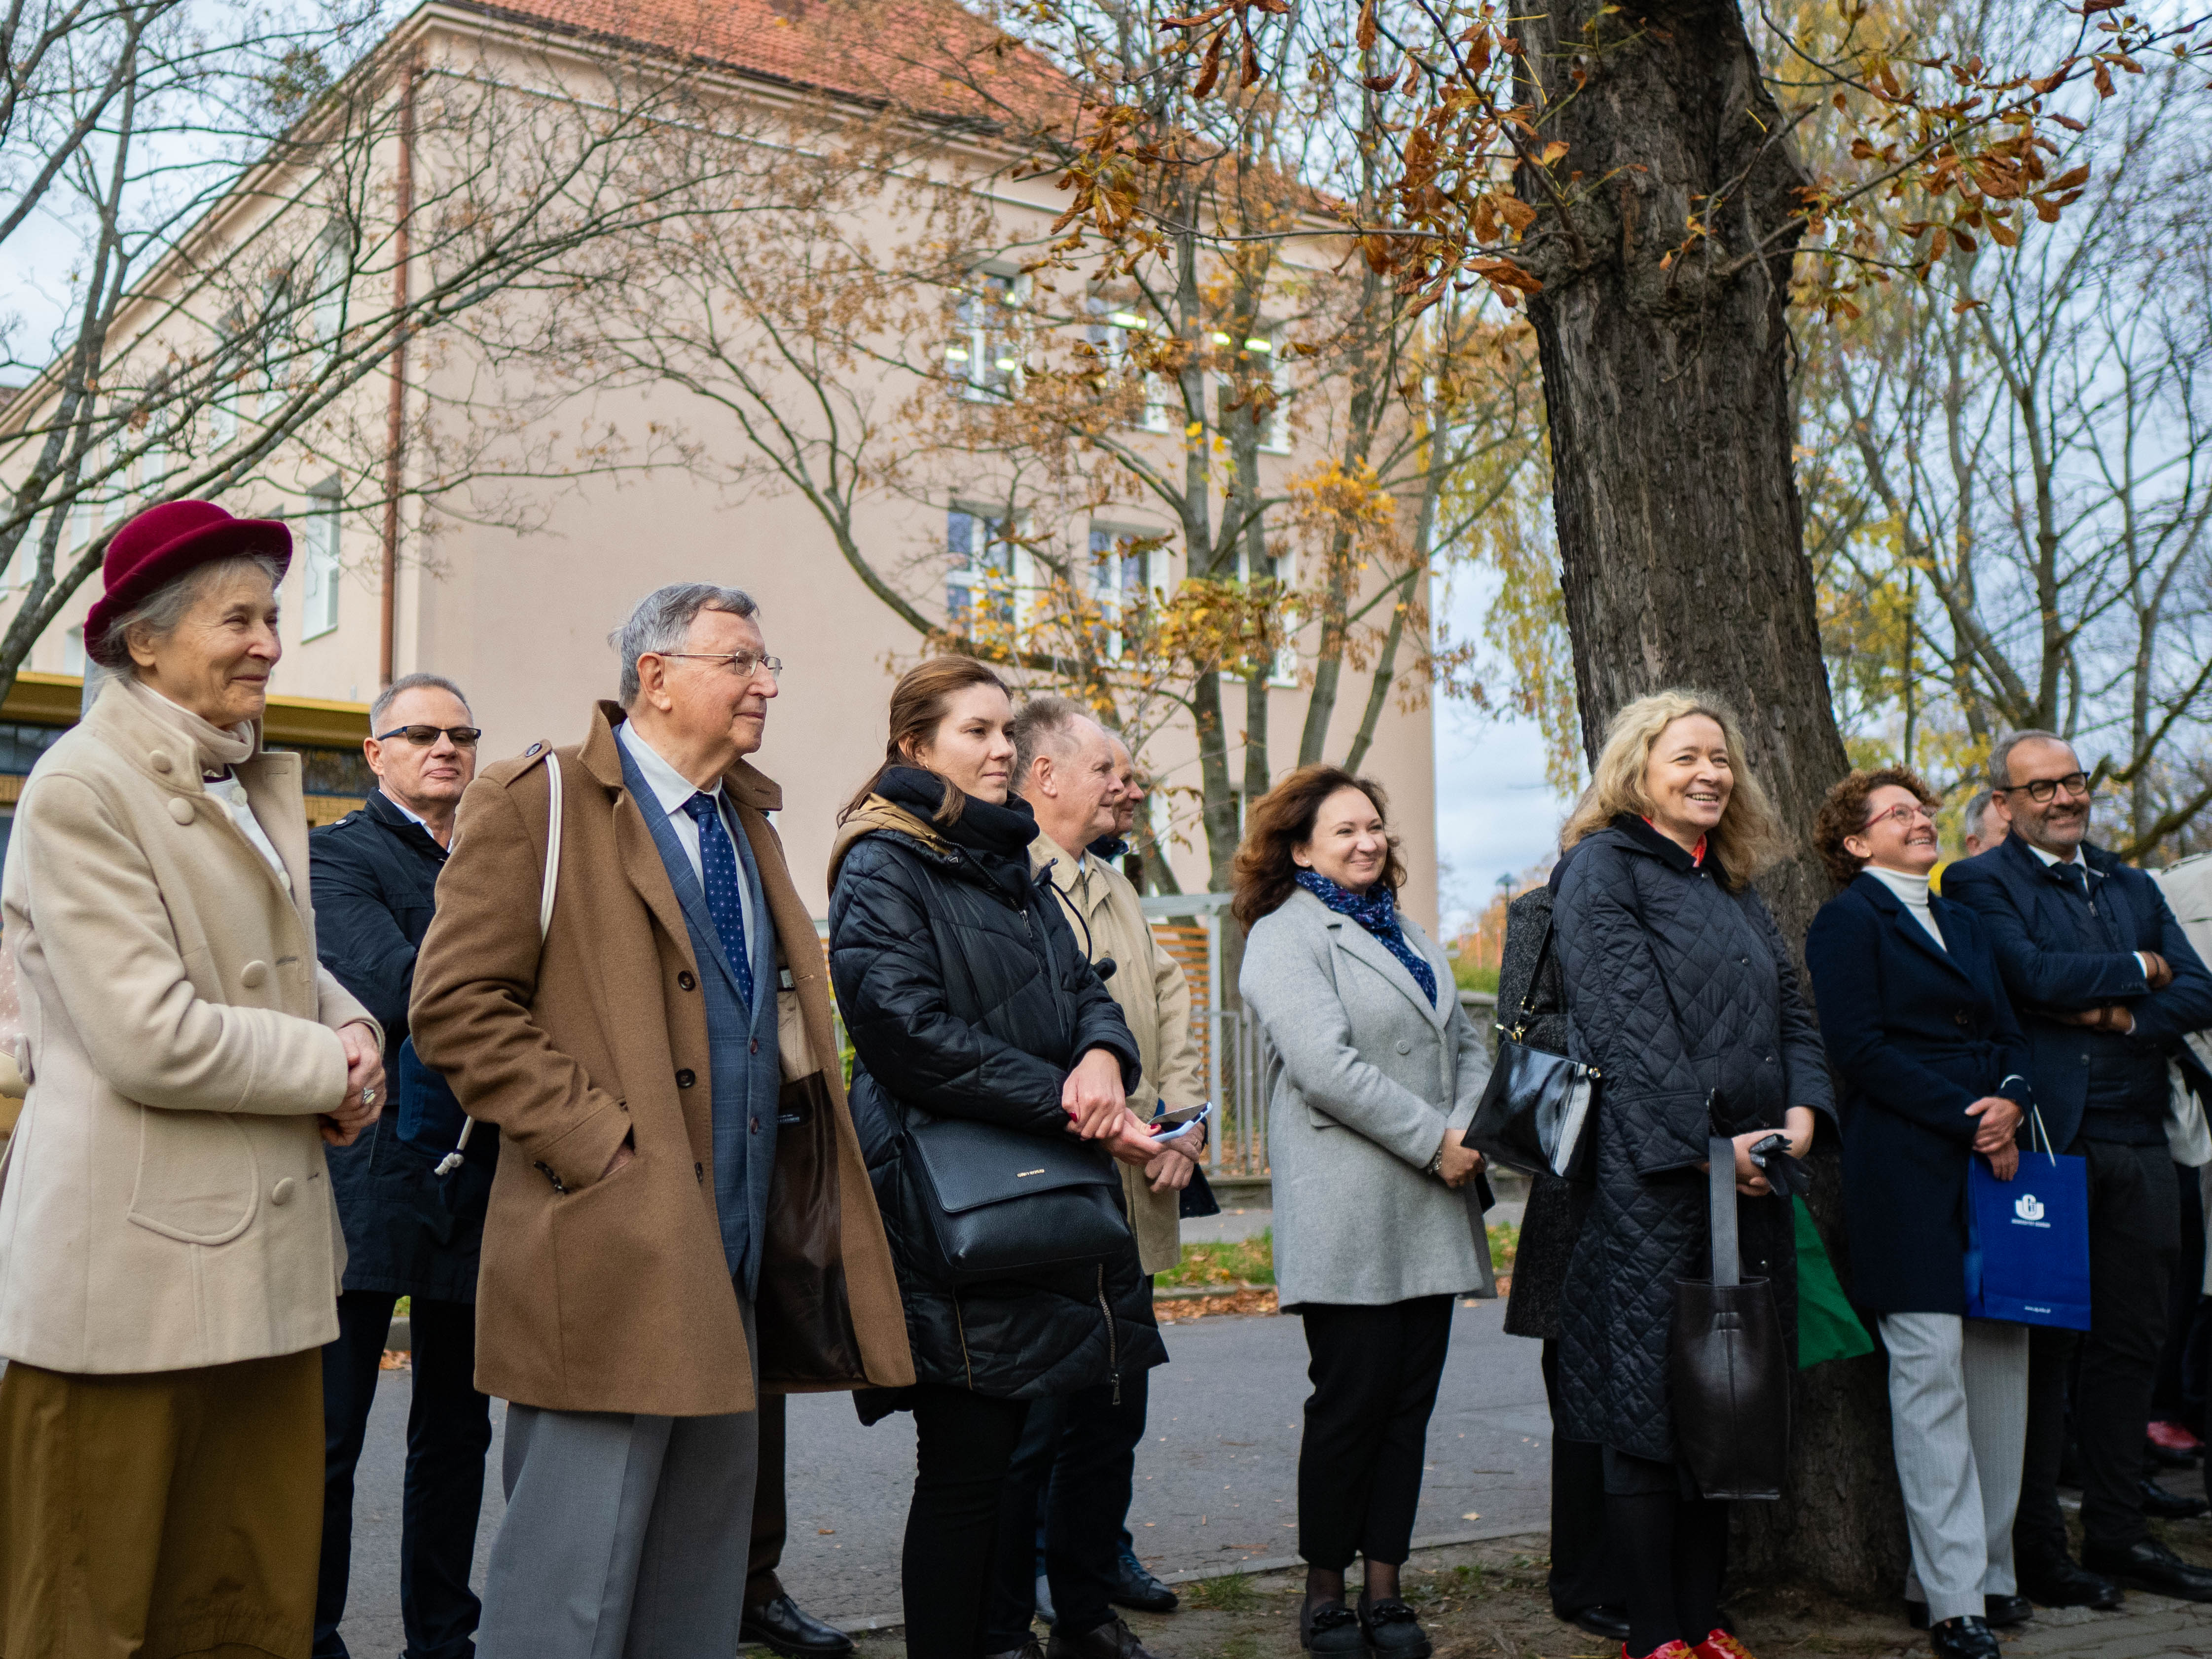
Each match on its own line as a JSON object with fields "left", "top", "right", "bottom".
{"left": 1215, "top": 328, "right": 1290, "bottom": 452}
{"left": 946, "top": 505, "right": 1015, "bottom": 628}
{"left": 1088, "top": 524, "right": 1155, "bottom": 661}
{"left": 301, "top": 488, "right": 341, "bottom": 639}
{"left": 1237, "top": 541, "right": 1298, "bottom": 684}
{"left": 312, "top": 234, "right": 347, "bottom": 344}
{"left": 211, "top": 313, "right": 244, "bottom": 449}
{"left": 1087, "top": 299, "right": 1175, "bottom": 433}
{"left": 63, "top": 626, "right": 85, "bottom": 676}
{"left": 948, "top": 272, "right": 1022, "bottom": 401}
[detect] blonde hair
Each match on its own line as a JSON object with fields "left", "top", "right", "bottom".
{"left": 1559, "top": 689, "right": 1782, "bottom": 890}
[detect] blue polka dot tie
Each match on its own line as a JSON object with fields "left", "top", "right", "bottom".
{"left": 682, "top": 791, "right": 754, "bottom": 1008}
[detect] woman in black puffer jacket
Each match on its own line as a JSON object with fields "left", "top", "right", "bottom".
{"left": 828, "top": 655, "right": 1167, "bottom": 1659}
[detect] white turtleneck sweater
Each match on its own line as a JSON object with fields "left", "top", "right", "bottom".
{"left": 1865, "top": 864, "right": 1945, "bottom": 950}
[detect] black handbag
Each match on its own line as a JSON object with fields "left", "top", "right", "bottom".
{"left": 1462, "top": 916, "right": 1598, "bottom": 1181}
{"left": 1669, "top": 1136, "right": 1791, "bottom": 1500}
{"left": 901, "top": 1108, "right": 1133, "bottom": 1284}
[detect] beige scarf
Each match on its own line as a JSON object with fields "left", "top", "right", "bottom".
{"left": 114, "top": 673, "right": 257, "bottom": 774}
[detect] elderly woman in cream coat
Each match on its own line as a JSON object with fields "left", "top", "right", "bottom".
{"left": 1236, "top": 764, "right": 1493, "bottom": 1659}
{"left": 0, "top": 501, "right": 384, "bottom": 1659}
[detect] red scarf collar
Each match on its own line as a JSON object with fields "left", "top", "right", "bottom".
{"left": 1642, "top": 817, "right": 1706, "bottom": 865}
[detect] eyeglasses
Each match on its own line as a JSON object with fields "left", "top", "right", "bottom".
{"left": 1861, "top": 800, "right": 1935, "bottom": 832}
{"left": 375, "top": 723, "right": 481, "bottom": 748}
{"left": 658, "top": 650, "right": 783, "bottom": 683}
{"left": 1998, "top": 771, "right": 2090, "bottom": 804}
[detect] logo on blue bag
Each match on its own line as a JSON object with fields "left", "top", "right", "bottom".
{"left": 2014, "top": 1193, "right": 2046, "bottom": 1224}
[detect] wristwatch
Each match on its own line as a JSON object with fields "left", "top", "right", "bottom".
{"left": 1424, "top": 1145, "right": 1446, "bottom": 1177}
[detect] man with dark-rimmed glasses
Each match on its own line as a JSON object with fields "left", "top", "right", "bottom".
{"left": 1947, "top": 730, "right": 2212, "bottom": 1612}
{"left": 310, "top": 671, "right": 492, "bottom": 1659}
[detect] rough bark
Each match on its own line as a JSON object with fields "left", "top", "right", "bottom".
{"left": 1517, "top": 0, "right": 1903, "bottom": 1600}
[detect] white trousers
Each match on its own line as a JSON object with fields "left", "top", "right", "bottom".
{"left": 1882, "top": 1312, "right": 2031, "bottom": 1623}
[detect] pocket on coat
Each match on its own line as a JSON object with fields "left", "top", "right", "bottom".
{"left": 126, "top": 1104, "right": 260, "bottom": 1244}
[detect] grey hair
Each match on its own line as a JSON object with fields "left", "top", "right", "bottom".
{"left": 1962, "top": 788, "right": 1996, "bottom": 841}
{"left": 1010, "top": 694, "right": 1094, "bottom": 793}
{"left": 1989, "top": 729, "right": 2073, "bottom": 789}
{"left": 89, "top": 553, "right": 287, "bottom": 671}
{"left": 371, "top": 671, "right": 470, "bottom": 732}
{"left": 611, "top": 582, "right": 758, "bottom": 707}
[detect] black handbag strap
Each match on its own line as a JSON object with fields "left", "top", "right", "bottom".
{"left": 1708, "top": 1136, "right": 1741, "bottom": 1287}
{"left": 1505, "top": 912, "right": 1558, "bottom": 1034}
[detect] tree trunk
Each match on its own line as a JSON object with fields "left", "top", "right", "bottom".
{"left": 1517, "top": 0, "right": 1902, "bottom": 1600}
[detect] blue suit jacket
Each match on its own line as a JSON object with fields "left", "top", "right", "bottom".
{"left": 1942, "top": 833, "right": 2212, "bottom": 1152}
{"left": 1806, "top": 873, "right": 2034, "bottom": 1314}
{"left": 616, "top": 740, "right": 780, "bottom": 1294}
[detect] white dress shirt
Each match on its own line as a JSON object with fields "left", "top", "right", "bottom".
{"left": 617, "top": 719, "right": 756, "bottom": 948}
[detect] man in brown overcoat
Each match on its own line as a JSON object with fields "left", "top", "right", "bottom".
{"left": 410, "top": 582, "right": 910, "bottom": 1659}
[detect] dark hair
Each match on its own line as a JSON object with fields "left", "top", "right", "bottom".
{"left": 1812, "top": 765, "right": 1940, "bottom": 889}
{"left": 839, "top": 654, "right": 1011, "bottom": 827}
{"left": 1232, "top": 764, "right": 1406, "bottom": 927}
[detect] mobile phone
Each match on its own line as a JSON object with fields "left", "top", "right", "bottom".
{"left": 1151, "top": 1101, "right": 1213, "bottom": 1138}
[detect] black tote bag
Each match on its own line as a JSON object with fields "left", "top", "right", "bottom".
{"left": 1462, "top": 915, "right": 1598, "bottom": 1181}
{"left": 1670, "top": 1137, "right": 1791, "bottom": 1500}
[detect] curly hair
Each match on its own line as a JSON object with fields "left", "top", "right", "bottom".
{"left": 1812, "top": 765, "right": 1940, "bottom": 889}
{"left": 1557, "top": 689, "right": 1783, "bottom": 891}
{"left": 1232, "top": 765, "right": 1407, "bottom": 927}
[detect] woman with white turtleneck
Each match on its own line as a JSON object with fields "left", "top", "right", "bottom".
{"left": 1805, "top": 769, "right": 2039, "bottom": 1659}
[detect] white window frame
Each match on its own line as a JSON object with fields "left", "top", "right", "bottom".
{"left": 63, "top": 625, "right": 86, "bottom": 676}
{"left": 312, "top": 233, "right": 347, "bottom": 346}
{"left": 947, "top": 503, "right": 1018, "bottom": 630}
{"left": 301, "top": 486, "right": 342, "bottom": 640}
{"left": 1088, "top": 523, "right": 1157, "bottom": 662}
{"left": 1088, "top": 300, "right": 1176, "bottom": 433}
{"left": 1213, "top": 327, "right": 1289, "bottom": 453}
{"left": 1236, "top": 540, "right": 1298, "bottom": 686}
{"left": 948, "top": 270, "right": 1025, "bottom": 402}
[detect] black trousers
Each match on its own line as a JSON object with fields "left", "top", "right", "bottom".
{"left": 979, "top": 1370, "right": 1149, "bottom": 1649}
{"left": 905, "top": 1384, "right": 1032, "bottom": 1659}
{"left": 2153, "top": 1162, "right": 2208, "bottom": 1429}
{"left": 2016, "top": 1138, "right": 2179, "bottom": 1562}
{"left": 747, "top": 1392, "right": 789, "bottom": 1607}
{"left": 315, "top": 1291, "right": 494, "bottom": 1659}
{"left": 1541, "top": 1340, "right": 1619, "bottom": 1615}
{"left": 1297, "top": 1297, "right": 1454, "bottom": 1570}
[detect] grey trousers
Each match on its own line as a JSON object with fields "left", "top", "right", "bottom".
{"left": 476, "top": 1325, "right": 759, "bottom": 1659}
{"left": 1882, "top": 1312, "right": 2030, "bottom": 1623}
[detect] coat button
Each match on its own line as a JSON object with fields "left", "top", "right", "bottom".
{"left": 750, "top": 1038, "right": 760, "bottom": 1055}
{"left": 676, "top": 1068, "right": 696, "bottom": 1088}
{"left": 270, "top": 1177, "right": 295, "bottom": 1206}
{"left": 148, "top": 749, "right": 174, "bottom": 774}
{"left": 241, "top": 961, "right": 269, "bottom": 988}
{"left": 678, "top": 971, "right": 696, "bottom": 992}
{"left": 1955, "top": 1010, "right": 1971, "bottom": 1027}
{"left": 750, "top": 1116, "right": 761, "bottom": 1135}
{"left": 168, "top": 797, "right": 194, "bottom": 825}
{"left": 1395, "top": 1038, "right": 1413, "bottom": 1054}
{"left": 695, "top": 1161, "right": 705, "bottom": 1183}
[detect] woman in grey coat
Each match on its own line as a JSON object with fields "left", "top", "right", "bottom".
{"left": 1236, "top": 765, "right": 1495, "bottom": 1659}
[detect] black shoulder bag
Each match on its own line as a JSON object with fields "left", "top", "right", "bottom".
{"left": 1669, "top": 1138, "right": 1791, "bottom": 1500}
{"left": 1462, "top": 915, "right": 1598, "bottom": 1181}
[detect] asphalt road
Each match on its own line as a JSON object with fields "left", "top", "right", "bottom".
{"left": 334, "top": 1297, "right": 1549, "bottom": 1654}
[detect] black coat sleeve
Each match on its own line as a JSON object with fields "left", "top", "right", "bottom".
{"left": 1745, "top": 888, "right": 1835, "bottom": 1127}
{"left": 830, "top": 843, "right": 1109, "bottom": 1136}
{"left": 310, "top": 818, "right": 418, "bottom": 1045}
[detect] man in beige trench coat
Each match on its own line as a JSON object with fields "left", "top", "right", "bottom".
{"left": 410, "top": 583, "right": 911, "bottom": 1659}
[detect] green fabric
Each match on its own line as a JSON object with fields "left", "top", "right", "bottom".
{"left": 1793, "top": 1196, "right": 1876, "bottom": 1367}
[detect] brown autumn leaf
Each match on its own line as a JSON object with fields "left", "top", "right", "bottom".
{"left": 2050, "top": 164, "right": 2091, "bottom": 190}
{"left": 1988, "top": 216, "right": 2019, "bottom": 246}
{"left": 1538, "top": 140, "right": 1568, "bottom": 165}
{"left": 1193, "top": 28, "right": 1224, "bottom": 98}
{"left": 1240, "top": 32, "right": 1260, "bottom": 87}
{"left": 1357, "top": 0, "right": 1378, "bottom": 53}
{"left": 1498, "top": 195, "right": 1537, "bottom": 232}
{"left": 2093, "top": 60, "right": 2115, "bottom": 95}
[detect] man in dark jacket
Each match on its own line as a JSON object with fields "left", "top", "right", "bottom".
{"left": 1944, "top": 730, "right": 2212, "bottom": 1609}
{"left": 311, "top": 672, "right": 491, "bottom": 1659}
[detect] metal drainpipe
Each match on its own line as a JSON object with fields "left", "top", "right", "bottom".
{"left": 377, "top": 54, "right": 418, "bottom": 690}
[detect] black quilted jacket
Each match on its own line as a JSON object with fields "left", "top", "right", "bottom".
{"left": 827, "top": 769, "right": 1163, "bottom": 1407}
{"left": 1553, "top": 816, "right": 1834, "bottom": 1462}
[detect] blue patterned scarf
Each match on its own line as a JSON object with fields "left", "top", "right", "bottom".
{"left": 1295, "top": 869, "right": 1437, "bottom": 1005}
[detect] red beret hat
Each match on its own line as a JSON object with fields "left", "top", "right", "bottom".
{"left": 82, "top": 500, "right": 291, "bottom": 657}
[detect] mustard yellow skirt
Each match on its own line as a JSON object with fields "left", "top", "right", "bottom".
{"left": 0, "top": 1348, "right": 323, "bottom": 1658}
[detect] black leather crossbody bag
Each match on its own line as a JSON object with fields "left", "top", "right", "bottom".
{"left": 1463, "top": 915, "right": 1599, "bottom": 1181}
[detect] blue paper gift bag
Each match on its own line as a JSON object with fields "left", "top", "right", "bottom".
{"left": 1963, "top": 1148, "right": 2091, "bottom": 1332}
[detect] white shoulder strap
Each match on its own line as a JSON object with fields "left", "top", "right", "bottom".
{"left": 540, "top": 751, "right": 563, "bottom": 941}
{"left": 439, "top": 747, "right": 561, "bottom": 1176}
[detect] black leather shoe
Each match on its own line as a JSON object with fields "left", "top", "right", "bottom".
{"left": 2148, "top": 1439, "right": 2201, "bottom": 1470}
{"left": 2140, "top": 1477, "right": 2211, "bottom": 1519}
{"left": 1049, "top": 1616, "right": 1160, "bottom": 1659}
{"left": 1300, "top": 1602, "right": 1369, "bottom": 1657}
{"left": 1983, "top": 1593, "right": 2032, "bottom": 1628}
{"left": 1927, "top": 1616, "right": 2000, "bottom": 1659}
{"left": 2082, "top": 1538, "right": 2212, "bottom": 1602}
{"left": 1553, "top": 1602, "right": 1632, "bottom": 1641}
{"left": 742, "top": 1594, "right": 856, "bottom": 1659}
{"left": 1356, "top": 1597, "right": 1431, "bottom": 1659}
{"left": 1111, "top": 1553, "right": 1180, "bottom": 1614}
{"left": 2018, "top": 1555, "right": 2125, "bottom": 1610}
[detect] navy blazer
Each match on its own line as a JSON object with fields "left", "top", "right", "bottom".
{"left": 1941, "top": 833, "right": 2212, "bottom": 1152}
{"left": 1806, "top": 873, "right": 2034, "bottom": 1315}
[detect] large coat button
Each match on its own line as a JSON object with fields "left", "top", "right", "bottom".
{"left": 148, "top": 750, "right": 174, "bottom": 774}
{"left": 677, "top": 971, "right": 697, "bottom": 992}
{"left": 676, "top": 1068, "right": 696, "bottom": 1088}
{"left": 168, "top": 798, "right": 195, "bottom": 825}
{"left": 270, "top": 1177, "right": 295, "bottom": 1206}
{"left": 241, "top": 961, "right": 269, "bottom": 988}
{"left": 1395, "top": 1038, "right": 1413, "bottom": 1055}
